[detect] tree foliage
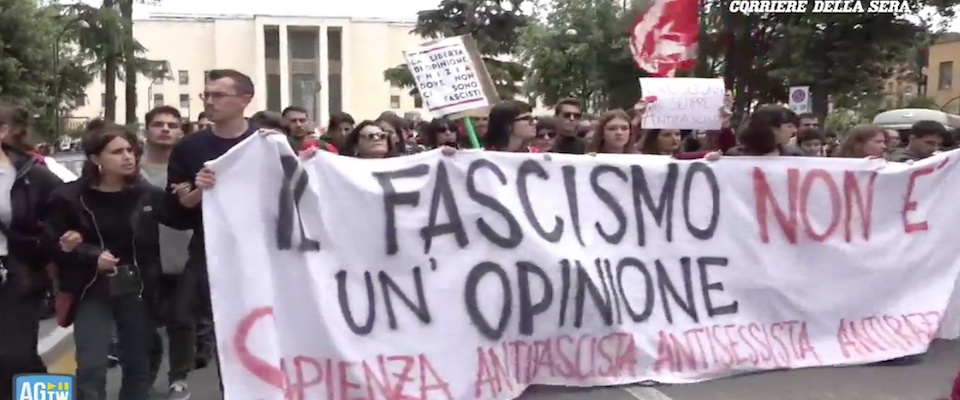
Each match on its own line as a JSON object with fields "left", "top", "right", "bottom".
{"left": 708, "top": 0, "right": 957, "bottom": 119}
{"left": 382, "top": 0, "right": 529, "bottom": 100}
{"left": 519, "top": 0, "right": 958, "bottom": 121}
{"left": 0, "top": 0, "right": 92, "bottom": 140}
{"left": 64, "top": 0, "right": 170, "bottom": 122}
{"left": 518, "top": 0, "right": 647, "bottom": 112}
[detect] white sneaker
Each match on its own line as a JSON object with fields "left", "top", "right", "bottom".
{"left": 168, "top": 380, "right": 191, "bottom": 400}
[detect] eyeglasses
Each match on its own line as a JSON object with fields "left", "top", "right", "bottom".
{"left": 199, "top": 92, "right": 240, "bottom": 101}
{"left": 536, "top": 130, "right": 555, "bottom": 139}
{"left": 561, "top": 112, "right": 582, "bottom": 120}
{"left": 515, "top": 115, "right": 534, "bottom": 123}
{"left": 361, "top": 132, "right": 387, "bottom": 141}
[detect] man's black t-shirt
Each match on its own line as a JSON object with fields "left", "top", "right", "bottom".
{"left": 166, "top": 125, "right": 256, "bottom": 258}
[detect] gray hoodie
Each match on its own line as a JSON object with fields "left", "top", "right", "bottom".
{"left": 141, "top": 160, "right": 193, "bottom": 274}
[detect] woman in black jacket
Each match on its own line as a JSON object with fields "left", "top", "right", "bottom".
{"left": 0, "top": 103, "right": 63, "bottom": 400}
{"left": 44, "top": 123, "right": 182, "bottom": 400}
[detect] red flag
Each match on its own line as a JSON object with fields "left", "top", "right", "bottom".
{"left": 629, "top": 0, "right": 699, "bottom": 77}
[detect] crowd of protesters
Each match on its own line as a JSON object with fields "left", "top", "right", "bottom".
{"left": 1, "top": 68, "right": 959, "bottom": 400}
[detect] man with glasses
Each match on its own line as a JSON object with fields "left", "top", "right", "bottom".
{"left": 165, "top": 69, "right": 258, "bottom": 396}
{"left": 139, "top": 105, "right": 195, "bottom": 400}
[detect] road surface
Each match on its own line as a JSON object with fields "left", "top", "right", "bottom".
{"left": 109, "top": 338, "right": 960, "bottom": 400}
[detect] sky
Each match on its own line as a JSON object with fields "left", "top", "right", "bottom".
{"left": 75, "top": 0, "right": 960, "bottom": 31}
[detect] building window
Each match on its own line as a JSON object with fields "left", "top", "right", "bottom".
{"left": 204, "top": 70, "right": 211, "bottom": 82}
{"left": 179, "top": 94, "right": 190, "bottom": 108}
{"left": 413, "top": 94, "right": 423, "bottom": 109}
{"left": 75, "top": 95, "right": 86, "bottom": 107}
{"left": 178, "top": 70, "right": 189, "bottom": 85}
{"left": 153, "top": 93, "right": 164, "bottom": 108}
{"left": 939, "top": 61, "right": 954, "bottom": 90}
{"left": 390, "top": 95, "right": 400, "bottom": 109}
{"left": 289, "top": 28, "right": 319, "bottom": 60}
{"left": 265, "top": 26, "right": 280, "bottom": 59}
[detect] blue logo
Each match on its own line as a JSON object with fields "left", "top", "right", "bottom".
{"left": 13, "top": 374, "right": 74, "bottom": 400}
{"left": 791, "top": 89, "right": 807, "bottom": 102}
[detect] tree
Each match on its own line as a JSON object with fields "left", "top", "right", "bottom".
{"left": 382, "top": 0, "right": 529, "bottom": 100}
{"left": 0, "top": 0, "right": 93, "bottom": 141}
{"left": 702, "top": 0, "right": 959, "bottom": 119}
{"left": 65, "top": 0, "right": 169, "bottom": 123}
{"left": 120, "top": 0, "right": 171, "bottom": 125}
{"left": 518, "top": 0, "right": 646, "bottom": 112}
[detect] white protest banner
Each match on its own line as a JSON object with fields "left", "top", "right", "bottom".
{"left": 640, "top": 77, "right": 725, "bottom": 130}
{"left": 404, "top": 36, "right": 496, "bottom": 117}
{"left": 204, "top": 137, "right": 960, "bottom": 400}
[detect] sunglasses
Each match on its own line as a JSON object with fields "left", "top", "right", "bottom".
{"left": 536, "top": 130, "right": 556, "bottom": 139}
{"left": 561, "top": 112, "right": 582, "bottom": 120}
{"left": 361, "top": 132, "right": 387, "bottom": 141}
{"left": 515, "top": 115, "right": 534, "bottom": 122}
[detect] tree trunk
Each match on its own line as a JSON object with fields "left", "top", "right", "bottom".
{"left": 121, "top": 0, "right": 137, "bottom": 124}
{"left": 102, "top": 0, "right": 118, "bottom": 122}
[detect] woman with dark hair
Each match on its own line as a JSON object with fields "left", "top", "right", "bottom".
{"left": 374, "top": 114, "right": 410, "bottom": 155}
{"left": 727, "top": 105, "right": 800, "bottom": 156}
{"left": 399, "top": 118, "right": 427, "bottom": 154}
{"left": 0, "top": 103, "right": 64, "bottom": 400}
{"left": 323, "top": 112, "right": 355, "bottom": 152}
{"left": 836, "top": 125, "right": 887, "bottom": 159}
{"left": 421, "top": 118, "right": 459, "bottom": 149}
{"left": 44, "top": 123, "right": 181, "bottom": 400}
{"left": 795, "top": 128, "right": 827, "bottom": 156}
{"left": 586, "top": 110, "right": 637, "bottom": 154}
{"left": 483, "top": 100, "right": 536, "bottom": 152}
{"left": 250, "top": 110, "right": 290, "bottom": 134}
{"left": 340, "top": 120, "right": 396, "bottom": 159}
{"left": 636, "top": 128, "right": 681, "bottom": 155}
{"left": 531, "top": 117, "right": 559, "bottom": 152}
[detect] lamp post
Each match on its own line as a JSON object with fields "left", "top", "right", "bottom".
{"left": 52, "top": 17, "right": 89, "bottom": 143}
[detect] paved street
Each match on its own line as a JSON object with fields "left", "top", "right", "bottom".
{"left": 107, "top": 339, "right": 960, "bottom": 400}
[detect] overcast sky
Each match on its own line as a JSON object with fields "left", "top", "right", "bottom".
{"left": 73, "top": 0, "right": 959, "bottom": 31}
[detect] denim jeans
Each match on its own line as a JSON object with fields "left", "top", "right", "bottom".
{"left": 74, "top": 295, "right": 155, "bottom": 400}
{"left": 0, "top": 287, "right": 45, "bottom": 400}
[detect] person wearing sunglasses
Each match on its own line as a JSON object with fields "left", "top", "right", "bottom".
{"left": 483, "top": 101, "right": 537, "bottom": 152}
{"left": 339, "top": 121, "right": 395, "bottom": 159}
{"left": 531, "top": 117, "right": 559, "bottom": 152}
{"left": 421, "top": 119, "right": 459, "bottom": 149}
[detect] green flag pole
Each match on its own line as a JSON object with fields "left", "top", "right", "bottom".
{"left": 462, "top": 117, "right": 481, "bottom": 149}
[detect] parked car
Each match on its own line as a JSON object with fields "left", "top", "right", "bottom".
{"left": 49, "top": 152, "right": 85, "bottom": 177}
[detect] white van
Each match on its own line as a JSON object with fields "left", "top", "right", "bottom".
{"left": 872, "top": 108, "right": 960, "bottom": 131}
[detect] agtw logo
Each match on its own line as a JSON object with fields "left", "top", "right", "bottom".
{"left": 13, "top": 374, "right": 74, "bottom": 400}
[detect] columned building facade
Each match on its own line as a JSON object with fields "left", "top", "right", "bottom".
{"left": 71, "top": 13, "right": 427, "bottom": 124}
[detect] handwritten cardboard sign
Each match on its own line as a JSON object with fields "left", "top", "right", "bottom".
{"left": 640, "top": 77, "right": 725, "bottom": 130}
{"left": 404, "top": 36, "right": 498, "bottom": 118}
